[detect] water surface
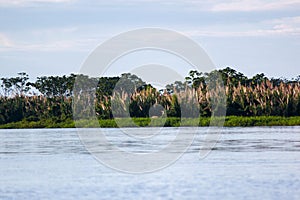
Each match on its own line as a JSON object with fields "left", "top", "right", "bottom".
{"left": 1, "top": 127, "right": 300, "bottom": 199}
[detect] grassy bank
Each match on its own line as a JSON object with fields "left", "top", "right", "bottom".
{"left": 1, "top": 116, "right": 300, "bottom": 129}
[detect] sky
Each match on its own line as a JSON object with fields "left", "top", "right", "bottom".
{"left": 0, "top": 0, "right": 300, "bottom": 81}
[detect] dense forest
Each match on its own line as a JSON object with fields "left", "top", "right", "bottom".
{"left": 1, "top": 67, "right": 300, "bottom": 126}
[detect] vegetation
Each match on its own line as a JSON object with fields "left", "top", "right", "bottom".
{"left": 1, "top": 67, "right": 300, "bottom": 128}
{"left": 1, "top": 116, "right": 300, "bottom": 129}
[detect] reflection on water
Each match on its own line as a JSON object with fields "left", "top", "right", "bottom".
{"left": 0, "top": 127, "right": 300, "bottom": 199}
{"left": 1, "top": 127, "right": 300, "bottom": 154}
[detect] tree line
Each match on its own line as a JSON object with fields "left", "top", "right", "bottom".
{"left": 1, "top": 67, "right": 300, "bottom": 125}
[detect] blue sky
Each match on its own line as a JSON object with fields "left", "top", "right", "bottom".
{"left": 0, "top": 0, "right": 300, "bottom": 80}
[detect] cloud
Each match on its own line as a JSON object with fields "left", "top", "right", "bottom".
{"left": 0, "top": 0, "right": 182, "bottom": 7}
{"left": 0, "top": 33, "right": 13, "bottom": 47}
{"left": 1, "top": 15, "right": 299, "bottom": 53}
{"left": 100, "top": 0, "right": 300, "bottom": 12}
{"left": 264, "top": 16, "right": 300, "bottom": 36}
{"left": 18, "top": 39, "right": 96, "bottom": 52}
{"left": 211, "top": 0, "right": 300, "bottom": 12}
{"left": 0, "top": 26, "right": 99, "bottom": 52}
{"left": 185, "top": 28, "right": 299, "bottom": 38}
{"left": 30, "top": 27, "right": 78, "bottom": 36}
{"left": 1, "top": 0, "right": 299, "bottom": 12}
{"left": 0, "top": 0, "right": 74, "bottom": 7}
{"left": 184, "top": 16, "right": 300, "bottom": 37}
{"left": 0, "top": 38, "right": 98, "bottom": 52}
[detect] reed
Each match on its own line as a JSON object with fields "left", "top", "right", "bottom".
{"left": 1, "top": 68, "right": 300, "bottom": 127}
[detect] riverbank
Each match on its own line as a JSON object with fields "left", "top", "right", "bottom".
{"left": 1, "top": 116, "right": 300, "bottom": 129}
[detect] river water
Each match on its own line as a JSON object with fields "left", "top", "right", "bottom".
{"left": 1, "top": 127, "right": 300, "bottom": 199}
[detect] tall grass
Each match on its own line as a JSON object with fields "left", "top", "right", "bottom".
{"left": 1, "top": 69, "right": 300, "bottom": 128}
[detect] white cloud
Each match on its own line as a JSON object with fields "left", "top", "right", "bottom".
{"left": 0, "top": 26, "right": 98, "bottom": 52}
{"left": 1, "top": 15, "right": 299, "bottom": 53}
{"left": 211, "top": 0, "right": 300, "bottom": 12}
{"left": 0, "top": 33, "right": 13, "bottom": 47}
{"left": 102, "top": 0, "right": 300, "bottom": 12}
{"left": 265, "top": 16, "right": 300, "bottom": 35}
{"left": 1, "top": 0, "right": 299, "bottom": 12}
{"left": 0, "top": 38, "right": 97, "bottom": 52}
{"left": 185, "top": 28, "right": 299, "bottom": 37}
{"left": 268, "top": 16, "right": 300, "bottom": 25}
{"left": 30, "top": 27, "right": 78, "bottom": 37}
{"left": 184, "top": 16, "right": 300, "bottom": 37}
{"left": 0, "top": 0, "right": 74, "bottom": 7}
{"left": 18, "top": 39, "right": 95, "bottom": 51}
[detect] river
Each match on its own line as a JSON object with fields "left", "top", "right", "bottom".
{"left": 1, "top": 127, "right": 300, "bottom": 199}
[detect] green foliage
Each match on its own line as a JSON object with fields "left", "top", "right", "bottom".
{"left": 1, "top": 72, "right": 30, "bottom": 96}
{"left": 32, "top": 74, "right": 76, "bottom": 97}
{"left": 224, "top": 116, "right": 300, "bottom": 127}
{"left": 2, "top": 116, "right": 300, "bottom": 129}
{"left": 2, "top": 68, "right": 300, "bottom": 128}
{"left": 167, "top": 94, "right": 181, "bottom": 117}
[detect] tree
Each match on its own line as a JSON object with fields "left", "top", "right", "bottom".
{"left": 0, "top": 77, "right": 13, "bottom": 97}
{"left": 33, "top": 74, "right": 77, "bottom": 97}
{"left": 114, "top": 73, "right": 146, "bottom": 94}
{"left": 251, "top": 73, "right": 266, "bottom": 85}
{"left": 0, "top": 72, "right": 30, "bottom": 97}
{"left": 167, "top": 94, "right": 181, "bottom": 117}
{"left": 165, "top": 81, "right": 188, "bottom": 93}
{"left": 185, "top": 70, "right": 205, "bottom": 89}
{"left": 15, "top": 72, "right": 30, "bottom": 96}
{"left": 96, "top": 77, "right": 120, "bottom": 98}
{"left": 218, "top": 67, "right": 248, "bottom": 86}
